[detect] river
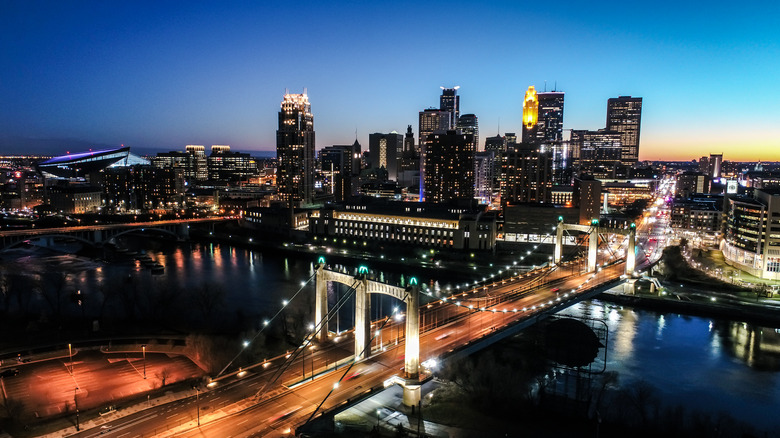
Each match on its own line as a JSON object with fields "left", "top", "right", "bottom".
{"left": 4, "top": 238, "right": 780, "bottom": 431}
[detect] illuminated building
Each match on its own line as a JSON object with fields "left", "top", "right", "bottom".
{"left": 368, "top": 132, "right": 403, "bottom": 181}
{"left": 399, "top": 125, "right": 419, "bottom": 189}
{"left": 524, "top": 90, "right": 564, "bottom": 145}
{"left": 99, "top": 166, "right": 184, "bottom": 212}
{"left": 309, "top": 198, "right": 496, "bottom": 251}
{"left": 474, "top": 151, "right": 496, "bottom": 205}
{"left": 573, "top": 176, "right": 602, "bottom": 225}
{"left": 521, "top": 86, "right": 539, "bottom": 141}
{"left": 570, "top": 129, "right": 622, "bottom": 178}
{"left": 207, "top": 149, "right": 257, "bottom": 182}
{"left": 46, "top": 185, "right": 102, "bottom": 214}
{"left": 418, "top": 108, "right": 451, "bottom": 148}
{"left": 152, "top": 145, "right": 208, "bottom": 182}
{"left": 36, "top": 147, "right": 133, "bottom": 179}
{"left": 675, "top": 171, "right": 710, "bottom": 198}
{"left": 670, "top": 197, "right": 723, "bottom": 239}
{"left": 422, "top": 130, "right": 475, "bottom": 203}
{"left": 606, "top": 96, "right": 643, "bottom": 164}
{"left": 484, "top": 135, "right": 506, "bottom": 154}
{"left": 440, "top": 86, "right": 460, "bottom": 129}
{"left": 276, "top": 92, "right": 315, "bottom": 207}
{"left": 500, "top": 142, "right": 552, "bottom": 206}
{"left": 320, "top": 144, "right": 359, "bottom": 202}
{"left": 708, "top": 153, "right": 723, "bottom": 178}
{"left": 456, "top": 114, "right": 479, "bottom": 152}
{"left": 723, "top": 188, "right": 780, "bottom": 280}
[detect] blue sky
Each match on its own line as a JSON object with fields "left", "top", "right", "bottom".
{"left": 1, "top": 1, "right": 779, "bottom": 160}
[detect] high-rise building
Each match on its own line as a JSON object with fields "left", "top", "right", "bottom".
{"left": 207, "top": 149, "right": 257, "bottom": 181}
{"left": 456, "top": 114, "right": 479, "bottom": 152}
{"left": 440, "top": 86, "right": 460, "bottom": 128}
{"left": 418, "top": 108, "right": 451, "bottom": 148}
{"left": 474, "top": 151, "right": 497, "bottom": 205}
{"left": 320, "top": 145, "right": 354, "bottom": 202}
{"left": 276, "top": 92, "right": 315, "bottom": 207}
{"left": 521, "top": 86, "right": 539, "bottom": 143}
{"left": 570, "top": 129, "right": 623, "bottom": 179}
{"left": 484, "top": 135, "right": 506, "bottom": 154}
{"left": 573, "top": 176, "right": 602, "bottom": 225}
{"left": 523, "top": 90, "right": 564, "bottom": 145}
{"left": 709, "top": 153, "right": 723, "bottom": 178}
{"left": 399, "top": 125, "right": 420, "bottom": 189}
{"left": 606, "top": 96, "right": 642, "bottom": 164}
{"left": 423, "top": 130, "right": 475, "bottom": 203}
{"left": 500, "top": 142, "right": 553, "bottom": 206}
{"left": 368, "top": 132, "right": 404, "bottom": 181}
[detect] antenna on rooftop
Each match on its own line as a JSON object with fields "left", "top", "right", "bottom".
{"left": 554, "top": 81, "right": 558, "bottom": 92}
{"left": 497, "top": 117, "right": 501, "bottom": 135}
{"left": 544, "top": 80, "right": 547, "bottom": 92}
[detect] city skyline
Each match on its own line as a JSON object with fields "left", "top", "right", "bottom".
{"left": 2, "top": 1, "right": 779, "bottom": 162}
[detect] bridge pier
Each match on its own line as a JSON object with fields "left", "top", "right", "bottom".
{"left": 178, "top": 223, "right": 190, "bottom": 240}
{"left": 402, "top": 285, "right": 421, "bottom": 407}
{"left": 354, "top": 277, "right": 371, "bottom": 361}
{"left": 588, "top": 224, "right": 599, "bottom": 272}
{"left": 553, "top": 220, "right": 564, "bottom": 265}
{"left": 625, "top": 226, "right": 636, "bottom": 276}
{"left": 623, "top": 278, "right": 638, "bottom": 295}
{"left": 93, "top": 230, "right": 103, "bottom": 244}
{"left": 314, "top": 265, "right": 329, "bottom": 342}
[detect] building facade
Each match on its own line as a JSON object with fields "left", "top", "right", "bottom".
{"left": 422, "top": 130, "right": 475, "bottom": 203}
{"left": 368, "top": 132, "right": 403, "bottom": 181}
{"left": 500, "top": 142, "right": 553, "bottom": 206}
{"left": 276, "top": 92, "right": 315, "bottom": 207}
{"left": 606, "top": 96, "right": 643, "bottom": 164}
{"left": 722, "top": 188, "right": 780, "bottom": 280}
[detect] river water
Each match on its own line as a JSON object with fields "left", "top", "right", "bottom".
{"left": 4, "top": 238, "right": 780, "bottom": 430}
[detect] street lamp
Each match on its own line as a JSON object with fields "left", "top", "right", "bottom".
{"left": 74, "top": 387, "right": 80, "bottom": 431}
{"left": 68, "top": 343, "right": 73, "bottom": 375}
{"left": 195, "top": 385, "right": 200, "bottom": 426}
{"left": 142, "top": 345, "right": 146, "bottom": 379}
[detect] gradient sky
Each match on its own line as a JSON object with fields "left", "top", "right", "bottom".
{"left": 2, "top": 1, "right": 779, "bottom": 161}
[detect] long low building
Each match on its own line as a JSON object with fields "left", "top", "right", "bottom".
{"left": 309, "top": 198, "right": 496, "bottom": 251}
{"left": 722, "top": 188, "right": 780, "bottom": 280}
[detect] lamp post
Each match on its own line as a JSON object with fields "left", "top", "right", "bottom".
{"left": 142, "top": 345, "right": 146, "bottom": 379}
{"left": 68, "top": 343, "right": 73, "bottom": 375}
{"left": 74, "top": 387, "right": 80, "bottom": 431}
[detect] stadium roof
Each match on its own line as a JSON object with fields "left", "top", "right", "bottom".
{"left": 36, "top": 146, "right": 131, "bottom": 178}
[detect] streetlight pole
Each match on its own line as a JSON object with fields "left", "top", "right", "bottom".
{"left": 68, "top": 343, "right": 73, "bottom": 375}
{"left": 74, "top": 387, "right": 80, "bottom": 431}
{"left": 142, "top": 345, "right": 146, "bottom": 379}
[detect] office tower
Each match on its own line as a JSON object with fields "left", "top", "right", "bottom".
{"left": 152, "top": 148, "right": 207, "bottom": 182}
{"left": 440, "top": 86, "right": 460, "bottom": 128}
{"left": 399, "top": 126, "right": 420, "bottom": 188}
{"left": 456, "top": 114, "right": 479, "bottom": 152}
{"left": 550, "top": 141, "right": 573, "bottom": 186}
{"left": 320, "top": 145, "right": 355, "bottom": 201}
{"left": 484, "top": 135, "right": 505, "bottom": 154}
{"left": 418, "top": 108, "right": 451, "bottom": 147}
{"left": 211, "top": 145, "right": 231, "bottom": 154}
{"left": 404, "top": 124, "right": 415, "bottom": 154}
{"left": 570, "top": 129, "right": 622, "bottom": 179}
{"left": 475, "top": 151, "right": 496, "bottom": 204}
{"left": 606, "top": 96, "right": 643, "bottom": 164}
{"left": 368, "top": 132, "right": 404, "bottom": 181}
{"left": 207, "top": 150, "right": 257, "bottom": 181}
{"left": 185, "top": 145, "right": 206, "bottom": 156}
{"left": 505, "top": 132, "right": 517, "bottom": 145}
{"left": 276, "top": 92, "right": 315, "bottom": 207}
{"left": 521, "top": 86, "right": 539, "bottom": 143}
{"left": 537, "top": 91, "right": 565, "bottom": 143}
{"left": 500, "top": 142, "right": 553, "bottom": 206}
{"left": 423, "top": 130, "right": 475, "bottom": 203}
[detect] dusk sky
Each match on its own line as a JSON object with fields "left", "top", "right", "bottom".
{"left": 2, "top": 1, "right": 779, "bottom": 161}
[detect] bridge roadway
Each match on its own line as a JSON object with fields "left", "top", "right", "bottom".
{"left": 69, "top": 262, "right": 625, "bottom": 438}
{"left": 0, "top": 217, "right": 225, "bottom": 239}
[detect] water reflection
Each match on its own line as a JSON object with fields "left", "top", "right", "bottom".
{"left": 724, "top": 322, "right": 780, "bottom": 371}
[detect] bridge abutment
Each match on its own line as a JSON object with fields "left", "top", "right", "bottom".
{"left": 354, "top": 278, "right": 371, "bottom": 361}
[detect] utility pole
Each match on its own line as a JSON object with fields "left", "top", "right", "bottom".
{"left": 142, "top": 345, "right": 146, "bottom": 379}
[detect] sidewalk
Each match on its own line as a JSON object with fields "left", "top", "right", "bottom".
{"left": 684, "top": 247, "right": 780, "bottom": 295}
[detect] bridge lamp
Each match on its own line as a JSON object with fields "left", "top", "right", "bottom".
{"left": 333, "top": 382, "right": 340, "bottom": 389}
{"left": 301, "top": 281, "right": 306, "bottom": 286}
{"left": 309, "top": 323, "right": 315, "bottom": 331}
{"left": 263, "top": 320, "right": 269, "bottom": 326}
{"left": 243, "top": 340, "right": 250, "bottom": 348}
{"left": 282, "top": 300, "right": 288, "bottom": 306}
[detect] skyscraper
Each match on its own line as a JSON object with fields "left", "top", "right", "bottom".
{"left": 276, "top": 92, "right": 315, "bottom": 207}
{"left": 440, "top": 86, "right": 460, "bottom": 128}
{"left": 500, "top": 142, "right": 553, "bottom": 206}
{"left": 418, "top": 108, "right": 451, "bottom": 147}
{"left": 523, "top": 88, "right": 564, "bottom": 145}
{"left": 423, "top": 130, "right": 475, "bottom": 203}
{"left": 570, "top": 129, "right": 622, "bottom": 179}
{"left": 368, "top": 132, "right": 404, "bottom": 181}
{"left": 606, "top": 96, "right": 642, "bottom": 164}
{"left": 456, "top": 114, "right": 479, "bottom": 152}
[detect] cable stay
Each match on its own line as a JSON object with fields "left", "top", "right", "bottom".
{"left": 215, "top": 271, "right": 318, "bottom": 379}
{"left": 253, "top": 277, "right": 362, "bottom": 400}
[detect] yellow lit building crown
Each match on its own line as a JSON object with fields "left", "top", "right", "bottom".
{"left": 522, "top": 86, "right": 538, "bottom": 130}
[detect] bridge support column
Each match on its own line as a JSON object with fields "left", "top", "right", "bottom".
{"left": 623, "top": 278, "right": 638, "bottom": 295}
{"left": 354, "top": 278, "right": 371, "bottom": 361}
{"left": 553, "top": 222, "right": 564, "bottom": 265}
{"left": 93, "top": 230, "right": 103, "bottom": 244}
{"left": 402, "top": 382, "right": 421, "bottom": 408}
{"left": 625, "top": 227, "right": 636, "bottom": 276}
{"left": 314, "top": 265, "right": 328, "bottom": 342}
{"left": 588, "top": 226, "right": 599, "bottom": 272}
{"left": 404, "top": 286, "right": 420, "bottom": 380}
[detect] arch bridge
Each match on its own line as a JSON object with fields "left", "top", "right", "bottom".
{"left": 315, "top": 262, "right": 422, "bottom": 405}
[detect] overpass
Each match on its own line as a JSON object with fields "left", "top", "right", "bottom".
{"left": 0, "top": 217, "right": 228, "bottom": 249}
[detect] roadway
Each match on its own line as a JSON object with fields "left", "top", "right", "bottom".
{"left": 72, "top": 260, "right": 626, "bottom": 437}
{"left": 0, "top": 217, "right": 227, "bottom": 238}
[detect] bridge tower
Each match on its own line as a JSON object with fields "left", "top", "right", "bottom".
{"left": 553, "top": 218, "right": 637, "bottom": 276}
{"left": 314, "top": 261, "right": 422, "bottom": 406}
